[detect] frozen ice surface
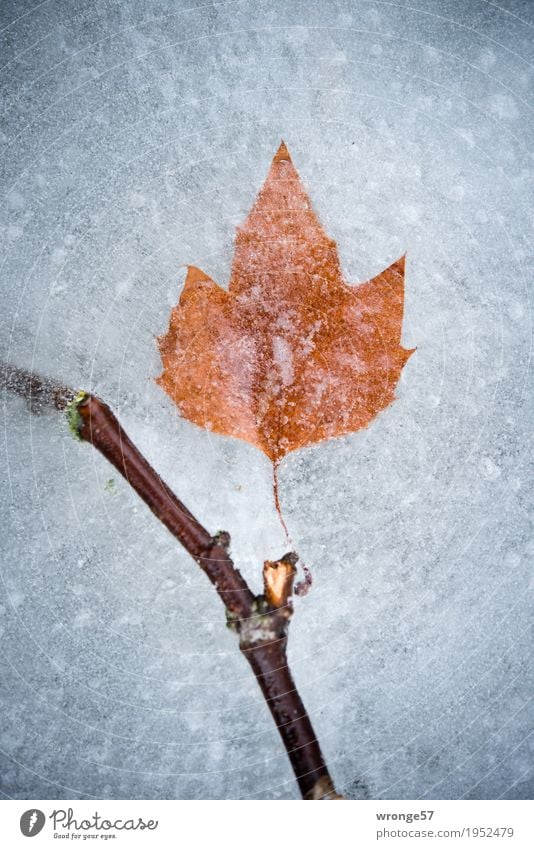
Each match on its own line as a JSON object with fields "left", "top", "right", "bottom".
{"left": 1, "top": 0, "right": 533, "bottom": 800}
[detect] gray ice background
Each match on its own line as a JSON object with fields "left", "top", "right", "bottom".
{"left": 1, "top": 0, "right": 533, "bottom": 800}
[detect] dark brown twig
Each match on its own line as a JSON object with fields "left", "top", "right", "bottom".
{"left": 1, "top": 361, "right": 75, "bottom": 412}
{"left": 2, "top": 362, "right": 343, "bottom": 800}
{"left": 75, "top": 394, "right": 254, "bottom": 619}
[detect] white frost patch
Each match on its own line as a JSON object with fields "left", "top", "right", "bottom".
{"left": 335, "top": 352, "right": 368, "bottom": 374}
{"left": 479, "top": 457, "right": 501, "bottom": 481}
{"left": 488, "top": 93, "right": 519, "bottom": 121}
{"left": 272, "top": 336, "right": 295, "bottom": 386}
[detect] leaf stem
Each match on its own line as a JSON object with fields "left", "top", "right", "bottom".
{"left": 273, "top": 460, "right": 291, "bottom": 545}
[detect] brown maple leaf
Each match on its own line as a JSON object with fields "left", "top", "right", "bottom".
{"left": 157, "top": 142, "right": 414, "bottom": 468}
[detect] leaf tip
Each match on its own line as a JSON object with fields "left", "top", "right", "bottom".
{"left": 394, "top": 253, "right": 406, "bottom": 276}
{"left": 184, "top": 264, "right": 212, "bottom": 285}
{"left": 273, "top": 139, "right": 291, "bottom": 163}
